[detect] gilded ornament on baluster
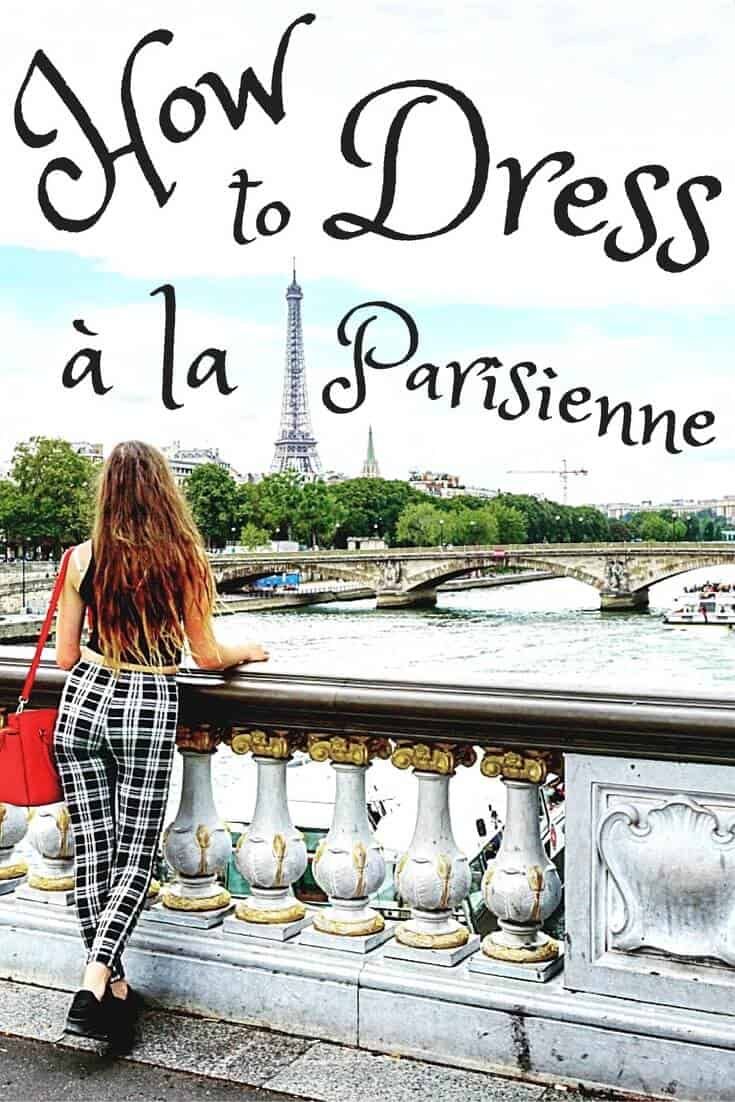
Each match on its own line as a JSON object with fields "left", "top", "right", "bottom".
{"left": 272, "top": 833, "right": 287, "bottom": 886}
{"left": 436, "top": 853, "right": 452, "bottom": 909}
{"left": 482, "top": 937, "right": 560, "bottom": 963}
{"left": 352, "top": 841, "right": 367, "bottom": 896}
{"left": 235, "top": 899, "right": 305, "bottom": 924}
{"left": 307, "top": 734, "right": 391, "bottom": 766}
{"left": 195, "top": 824, "right": 210, "bottom": 875}
{"left": 480, "top": 748, "right": 558, "bottom": 784}
{"left": 0, "top": 862, "right": 27, "bottom": 880}
{"left": 229, "top": 728, "right": 300, "bottom": 759}
{"left": 313, "top": 912, "right": 385, "bottom": 937}
{"left": 396, "top": 925, "right": 469, "bottom": 950}
{"left": 176, "top": 725, "right": 223, "bottom": 754}
{"left": 57, "top": 806, "right": 72, "bottom": 858}
{"left": 391, "top": 741, "right": 476, "bottom": 776}
{"left": 28, "top": 874, "right": 74, "bottom": 891}
{"left": 163, "top": 888, "right": 231, "bottom": 912}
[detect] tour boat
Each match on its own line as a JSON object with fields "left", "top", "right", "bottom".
{"left": 664, "top": 585, "right": 735, "bottom": 628}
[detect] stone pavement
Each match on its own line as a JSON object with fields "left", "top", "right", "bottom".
{"left": 0, "top": 978, "right": 638, "bottom": 1102}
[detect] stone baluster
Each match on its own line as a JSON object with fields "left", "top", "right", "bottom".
{"left": 222, "top": 728, "right": 311, "bottom": 942}
{"left": 149, "top": 725, "right": 233, "bottom": 928}
{"left": 385, "top": 742, "right": 480, "bottom": 965}
{"left": 300, "top": 735, "right": 395, "bottom": 952}
{"left": 0, "top": 802, "right": 30, "bottom": 894}
{"left": 15, "top": 803, "right": 75, "bottom": 906}
{"left": 469, "top": 748, "right": 563, "bottom": 981}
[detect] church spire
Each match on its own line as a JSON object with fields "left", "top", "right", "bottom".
{"left": 361, "top": 425, "right": 381, "bottom": 478}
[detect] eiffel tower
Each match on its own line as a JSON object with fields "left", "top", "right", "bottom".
{"left": 270, "top": 263, "right": 322, "bottom": 478}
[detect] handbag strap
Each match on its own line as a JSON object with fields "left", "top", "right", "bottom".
{"left": 18, "top": 546, "right": 75, "bottom": 711}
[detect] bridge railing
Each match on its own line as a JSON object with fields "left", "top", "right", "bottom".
{"left": 2, "top": 645, "right": 735, "bottom": 1097}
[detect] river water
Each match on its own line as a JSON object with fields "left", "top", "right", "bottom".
{"left": 214, "top": 567, "right": 735, "bottom": 696}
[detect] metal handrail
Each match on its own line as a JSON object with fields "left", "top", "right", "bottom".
{"left": 1, "top": 645, "right": 734, "bottom": 764}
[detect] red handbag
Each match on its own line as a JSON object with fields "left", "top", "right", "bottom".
{"left": 0, "top": 547, "right": 74, "bottom": 807}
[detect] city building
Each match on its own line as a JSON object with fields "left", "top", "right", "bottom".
{"left": 70, "top": 442, "right": 104, "bottom": 464}
{"left": 162, "top": 442, "right": 242, "bottom": 484}
{"left": 360, "top": 426, "right": 381, "bottom": 478}
{"left": 408, "top": 470, "right": 497, "bottom": 500}
{"left": 271, "top": 264, "right": 322, "bottom": 478}
{"left": 598, "top": 496, "right": 735, "bottom": 520}
{"left": 347, "top": 535, "right": 387, "bottom": 550}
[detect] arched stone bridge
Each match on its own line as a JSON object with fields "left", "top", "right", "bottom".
{"left": 211, "top": 543, "right": 735, "bottom": 611}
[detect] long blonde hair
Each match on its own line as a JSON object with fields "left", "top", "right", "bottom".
{"left": 91, "top": 441, "right": 215, "bottom": 667}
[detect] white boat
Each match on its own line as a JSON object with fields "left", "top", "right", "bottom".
{"left": 664, "top": 584, "right": 735, "bottom": 627}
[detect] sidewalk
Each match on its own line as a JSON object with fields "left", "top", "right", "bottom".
{"left": 0, "top": 978, "right": 629, "bottom": 1102}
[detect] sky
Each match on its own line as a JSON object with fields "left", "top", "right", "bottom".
{"left": 0, "top": 0, "right": 733, "bottom": 506}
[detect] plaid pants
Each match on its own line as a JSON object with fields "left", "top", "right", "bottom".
{"left": 53, "top": 660, "right": 178, "bottom": 982}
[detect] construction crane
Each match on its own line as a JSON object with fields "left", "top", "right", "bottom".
{"left": 505, "top": 458, "right": 588, "bottom": 504}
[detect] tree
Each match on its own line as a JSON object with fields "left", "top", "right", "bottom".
{"left": 0, "top": 479, "right": 26, "bottom": 547}
{"left": 638, "top": 512, "right": 672, "bottom": 541}
{"left": 184, "top": 464, "right": 239, "bottom": 548}
{"left": 9, "top": 437, "right": 96, "bottom": 553}
{"left": 239, "top": 522, "right": 271, "bottom": 549}
{"left": 609, "top": 519, "right": 632, "bottom": 542}
{"left": 329, "top": 479, "right": 419, "bottom": 545}
{"left": 445, "top": 506, "right": 498, "bottom": 546}
{"left": 395, "top": 503, "right": 443, "bottom": 547}
{"left": 251, "top": 472, "right": 303, "bottom": 540}
{"left": 293, "top": 481, "right": 340, "bottom": 548}
{"left": 488, "top": 502, "right": 527, "bottom": 544}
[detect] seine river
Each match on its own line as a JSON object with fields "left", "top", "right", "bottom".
{"left": 214, "top": 567, "right": 735, "bottom": 696}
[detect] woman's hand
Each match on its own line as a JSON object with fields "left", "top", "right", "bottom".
{"left": 241, "top": 644, "right": 269, "bottom": 663}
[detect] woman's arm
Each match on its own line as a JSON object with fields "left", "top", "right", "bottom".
{"left": 55, "top": 553, "right": 85, "bottom": 670}
{"left": 183, "top": 583, "right": 268, "bottom": 670}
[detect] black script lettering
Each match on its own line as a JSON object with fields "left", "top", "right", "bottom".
{"left": 151, "top": 283, "right": 182, "bottom": 410}
{"left": 604, "top": 165, "right": 668, "bottom": 263}
{"left": 323, "top": 80, "right": 488, "bottom": 240}
{"left": 639, "top": 405, "right": 681, "bottom": 455}
{"left": 558, "top": 386, "right": 592, "bottom": 423}
{"left": 595, "top": 397, "right": 637, "bottom": 445}
{"left": 682, "top": 410, "right": 716, "bottom": 447}
{"left": 195, "top": 13, "right": 315, "bottom": 127}
{"left": 499, "top": 152, "right": 575, "bottom": 235}
{"left": 323, "top": 300, "right": 419, "bottom": 413}
{"left": 553, "top": 177, "right": 608, "bottom": 237}
{"left": 407, "top": 363, "right": 441, "bottom": 399}
{"left": 159, "top": 85, "right": 207, "bottom": 143}
{"left": 657, "top": 176, "right": 722, "bottom": 274}
{"left": 536, "top": 367, "right": 558, "bottom": 421}
{"left": 229, "top": 169, "right": 261, "bottom": 244}
{"left": 15, "top": 14, "right": 314, "bottom": 231}
{"left": 14, "top": 50, "right": 117, "bottom": 232}
{"left": 62, "top": 320, "right": 111, "bottom": 394}
{"left": 187, "top": 349, "right": 237, "bottom": 395}
{"left": 497, "top": 362, "right": 535, "bottom": 420}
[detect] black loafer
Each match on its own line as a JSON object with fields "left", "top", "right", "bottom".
{"left": 64, "top": 988, "right": 110, "bottom": 1041}
{"left": 106, "top": 986, "right": 145, "bottom": 1055}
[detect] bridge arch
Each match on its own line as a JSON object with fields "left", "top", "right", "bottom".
{"left": 406, "top": 557, "right": 604, "bottom": 594}
{"left": 628, "top": 557, "right": 735, "bottom": 594}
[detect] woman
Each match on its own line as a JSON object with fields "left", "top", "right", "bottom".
{"left": 53, "top": 441, "right": 268, "bottom": 1052}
